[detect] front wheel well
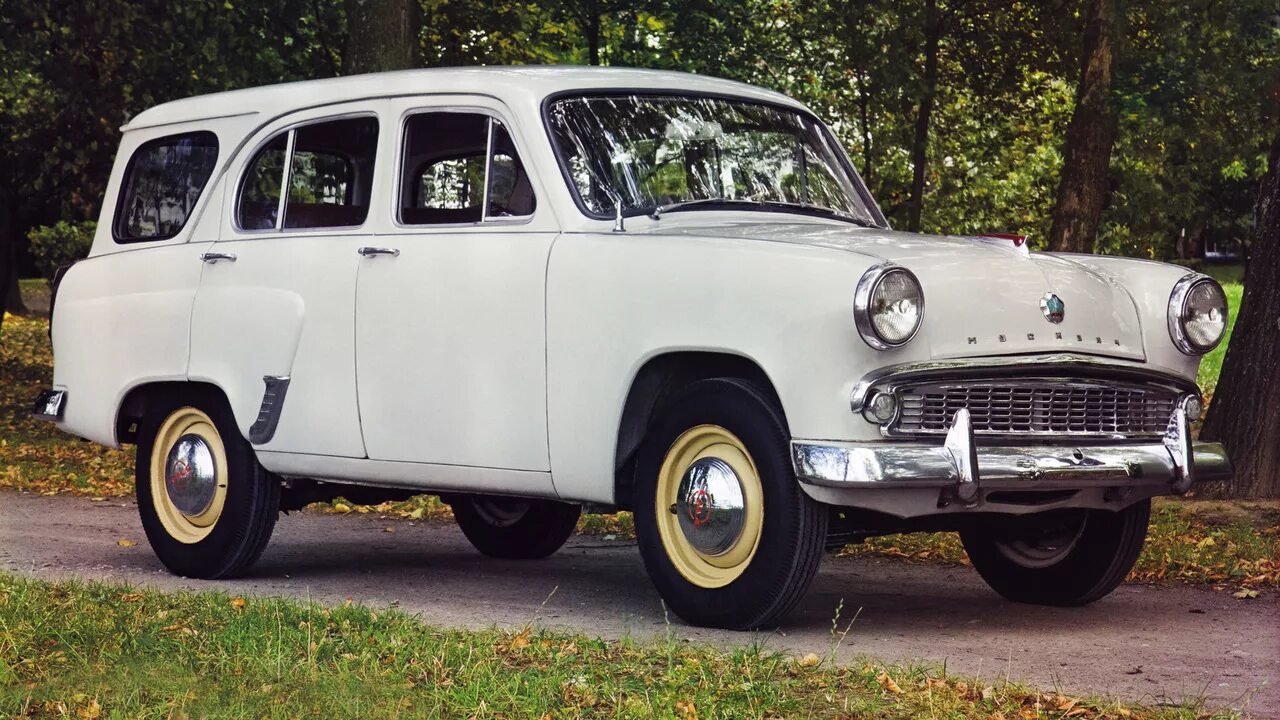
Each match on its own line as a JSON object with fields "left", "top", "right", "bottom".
{"left": 115, "top": 381, "right": 231, "bottom": 445}
{"left": 612, "top": 352, "right": 782, "bottom": 510}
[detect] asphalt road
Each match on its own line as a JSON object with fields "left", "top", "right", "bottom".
{"left": 1, "top": 491, "right": 1274, "bottom": 717}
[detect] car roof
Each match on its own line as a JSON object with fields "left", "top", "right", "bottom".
{"left": 122, "top": 66, "right": 807, "bottom": 131}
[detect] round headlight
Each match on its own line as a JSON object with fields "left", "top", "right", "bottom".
{"left": 1168, "top": 274, "right": 1228, "bottom": 355}
{"left": 854, "top": 264, "right": 924, "bottom": 349}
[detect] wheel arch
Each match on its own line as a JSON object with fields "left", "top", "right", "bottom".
{"left": 115, "top": 380, "right": 234, "bottom": 446}
{"left": 612, "top": 350, "right": 783, "bottom": 510}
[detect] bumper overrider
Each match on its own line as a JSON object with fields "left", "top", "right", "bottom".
{"left": 793, "top": 406, "right": 1231, "bottom": 517}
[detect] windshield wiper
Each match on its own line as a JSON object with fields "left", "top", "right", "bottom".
{"left": 647, "top": 197, "right": 755, "bottom": 220}
{"left": 753, "top": 200, "right": 877, "bottom": 228}
{"left": 647, "top": 197, "right": 876, "bottom": 227}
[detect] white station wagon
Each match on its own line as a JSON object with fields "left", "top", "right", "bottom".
{"left": 35, "top": 67, "right": 1232, "bottom": 630}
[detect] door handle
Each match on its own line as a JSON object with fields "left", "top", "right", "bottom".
{"left": 200, "top": 252, "right": 237, "bottom": 264}
{"left": 358, "top": 246, "right": 400, "bottom": 257}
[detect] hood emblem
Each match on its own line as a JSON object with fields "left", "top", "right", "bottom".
{"left": 1040, "top": 293, "right": 1065, "bottom": 324}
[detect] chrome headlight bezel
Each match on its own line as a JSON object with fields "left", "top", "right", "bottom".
{"left": 854, "top": 263, "right": 925, "bottom": 350}
{"left": 1167, "top": 273, "right": 1228, "bottom": 355}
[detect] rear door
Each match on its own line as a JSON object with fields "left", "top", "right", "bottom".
{"left": 354, "top": 97, "right": 556, "bottom": 472}
{"left": 189, "top": 103, "right": 388, "bottom": 457}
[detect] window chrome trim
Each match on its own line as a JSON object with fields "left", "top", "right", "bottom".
{"left": 1167, "top": 273, "right": 1227, "bottom": 355}
{"left": 272, "top": 129, "right": 296, "bottom": 232}
{"left": 392, "top": 106, "right": 537, "bottom": 230}
{"left": 479, "top": 118, "right": 494, "bottom": 221}
{"left": 853, "top": 263, "right": 923, "bottom": 350}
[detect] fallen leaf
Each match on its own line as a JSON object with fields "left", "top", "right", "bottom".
{"left": 876, "top": 672, "right": 903, "bottom": 694}
{"left": 383, "top": 526, "right": 395, "bottom": 533}
{"left": 120, "top": 593, "right": 143, "bottom": 602}
{"left": 1196, "top": 536, "right": 1216, "bottom": 549}
{"left": 509, "top": 627, "right": 531, "bottom": 650}
{"left": 798, "top": 652, "right": 820, "bottom": 667}
{"left": 230, "top": 597, "right": 246, "bottom": 610}
{"left": 1232, "top": 588, "right": 1260, "bottom": 599}
{"left": 116, "top": 539, "right": 135, "bottom": 547}
{"left": 981, "top": 685, "right": 994, "bottom": 701}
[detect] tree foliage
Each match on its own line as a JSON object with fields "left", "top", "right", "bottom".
{"left": 0, "top": 0, "right": 1275, "bottom": 282}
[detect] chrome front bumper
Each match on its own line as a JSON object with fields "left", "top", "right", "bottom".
{"left": 793, "top": 406, "right": 1232, "bottom": 516}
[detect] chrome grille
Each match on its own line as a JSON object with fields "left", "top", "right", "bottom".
{"left": 892, "top": 379, "right": 1179, "bottom": 437}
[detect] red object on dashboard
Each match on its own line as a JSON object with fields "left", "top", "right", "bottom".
{"left": 978, "top": 233, "right": 1028, "bottom": 247}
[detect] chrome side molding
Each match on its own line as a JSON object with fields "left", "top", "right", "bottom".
{"left": 248, "top": 375, "right": 291, "bottom": 445}
{"left": 32, "top": 388, "right": 67, "bottom": 421}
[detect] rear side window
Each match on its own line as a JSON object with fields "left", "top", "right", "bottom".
{"left": 114, "top": 131, "right": 219, "bottom": 243}
{"left": 236, "top": 116, "right": 379, "bottom": 231}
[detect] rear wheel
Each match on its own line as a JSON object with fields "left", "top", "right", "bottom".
{"left": 135, "top": 389, "right": 279, "bottom": 579}
{"left": 960, "top": 501, "right": 1151, "bottom": 606}
{"left": 452, "top": 495, "right": 581, "bottom": 559}
{"left": 634, "top": 378, "right": 827, "bottom": 630}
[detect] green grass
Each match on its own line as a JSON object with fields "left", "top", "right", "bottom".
{"left": 0, "top": 573, "right": 1240, "bottom": 720}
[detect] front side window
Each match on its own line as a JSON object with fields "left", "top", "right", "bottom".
{"left": 114, "top": 131, "right": 219, "bottom": 242}
{"left": 400, "top": 112, "right": 535, "bottom": 225}
{"left": 547, "top": 94, "right": 879, "bottom": 226}
{"left": 236, "top": 116, "right": 378, "bottom": 231}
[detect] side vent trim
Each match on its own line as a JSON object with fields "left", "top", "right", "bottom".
{"left": 248, "top": 375, "right": 291, "bottom": 445}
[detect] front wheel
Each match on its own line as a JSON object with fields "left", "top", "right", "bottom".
{"left": 634, "top": 378, "right": 827, "bottom": 630}
{"left": 135, "top": 389, "right": 279, "bottom": 579}
{"left": 960, "top": 501, "right": 1151, "bottom": 606}
{"left": 452, "top": 495, "right": 581, "bottom": 559}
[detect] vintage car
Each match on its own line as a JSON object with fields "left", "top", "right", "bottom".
{"left": 34, "top": 67, "right": 1232, "bottom": 630}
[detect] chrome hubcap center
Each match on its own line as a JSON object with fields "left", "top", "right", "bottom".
{"left": 164, "top": 434, "right": 217, "bottom": 517}
{"left": 674, "top": 457, "right": 746, "bottom": 556}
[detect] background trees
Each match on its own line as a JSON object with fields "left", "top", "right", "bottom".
{"left": 0, "top": 0, "right": 1275, "bottom": 494}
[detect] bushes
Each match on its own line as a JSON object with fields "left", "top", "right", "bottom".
{"left": 27, "top": 221, "right": 95, "bottom": 284}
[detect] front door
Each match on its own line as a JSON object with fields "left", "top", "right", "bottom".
{"left": 354, "top": 99, "right": 555, "bottom": 471}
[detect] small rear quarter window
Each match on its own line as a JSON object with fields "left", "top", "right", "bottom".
{"left": 114, "top": 131, "right": 220, "bottom": 243}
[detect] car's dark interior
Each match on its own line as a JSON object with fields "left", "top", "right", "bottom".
{"left": 237, "top": 116, "right": 378, "bottom": 230}
{"left": 400, "top": 112, "right": 535, "bottom": 225}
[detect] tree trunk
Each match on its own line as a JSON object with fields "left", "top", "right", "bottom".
{"left": 0, "top": 247, "right": 11, "bottom": 333}
{"left": 584, "top": 0, "right": 602, "bottom": 66}
{"left": 343, "top": 0, "right": 419, "bottom": 75}
{"left": 0, "top": 198, "right": 14, "bottom": 333}
{"left": 1200, "top": 134, "right": 1280, "bottom": 498}
{"left": 906, "top": 0, "right": 940, "bottom": 233}
{"left": 1047, "top": 0, "right": 1118, "bottom": 253}
{"left": 4, "top": 265, "right": 24, "bottom": 315}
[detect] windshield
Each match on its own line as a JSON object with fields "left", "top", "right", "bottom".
{"left": 547, "top": 94, "right": 880, "bottom": 226}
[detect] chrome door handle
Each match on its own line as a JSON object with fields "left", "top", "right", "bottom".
{"left": 358, "top": 246, "right": 400, "bottom": 257}
{"left": 200, "top": 252, "right": 237, "bottom": 264}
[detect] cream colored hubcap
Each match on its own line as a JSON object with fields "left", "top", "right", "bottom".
{"left": 150, "top": 407, "right": 228, "bottom": 543}
{"left": 656, "top": 425, "right": 764, "bottom": 588}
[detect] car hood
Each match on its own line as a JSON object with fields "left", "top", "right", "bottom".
{"left": 642, "top": 219, "right": 1145, "bottom": 361}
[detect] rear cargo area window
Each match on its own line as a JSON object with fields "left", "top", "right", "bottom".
{"left": 236, "top": 116, "right": 379, "bottom": 231}
{"left": 114, "top": 131, "right": 219, "bottom": 243}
